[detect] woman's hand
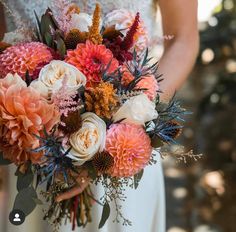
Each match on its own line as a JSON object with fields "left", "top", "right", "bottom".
{"left": 55, "top": 170, "right": 90, "bottom": 202}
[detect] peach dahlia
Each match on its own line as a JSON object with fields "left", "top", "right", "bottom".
{"left": 0, "top": 74, "right": 60, "bottom": 164}
{"left": 105, "top": 123, "right": 152, "bottom": 177}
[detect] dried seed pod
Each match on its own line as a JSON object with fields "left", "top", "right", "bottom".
{"left": 93, "top": 151, "right": 114, "bottom": 173}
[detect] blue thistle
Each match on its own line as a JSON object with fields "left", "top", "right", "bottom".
{"left": 126, "top": 49, "right": 163, "bottom": 82}
{"left": 147, "top": 97, "right": 191, "bottom": 144}
{"left": 32, "top": 127, "right": 77, "bottom": 185}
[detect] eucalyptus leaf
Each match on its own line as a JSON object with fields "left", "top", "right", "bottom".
{"left": 16, "top": 168, "right": 34, "bottom": 192}
{"left": 34, "top": 11, "right": 43, "bottom": 42}
{"left": 85, "top": 162, "right": 97, "bottom": 181}
{"left": 134, "top": 169, "right": 144, "bottom": 189}
{"left": 0, "top": 152, "right": 12, "bottom": 165}
{"left": 13, "top": 186, "right": 37, "bottom": 216}
{"left": 41, "top": 14, "right": 52, "bottom": 37}
{"left": 151, "top": 136, "right": 163, "bottom": 148}
{"left": 98, "top": 202, "right": 110, "bottom": 229}
{"left": 56, "top": 37, "right": 66, "bottom": 57}
{"left": 45, "top": 32, "right": 53, "bottom": 47}
{"left": 33, "top": 198, "right": 43, "bottom": 205}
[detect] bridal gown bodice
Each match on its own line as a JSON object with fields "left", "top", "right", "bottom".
{"left": 5, "top": 0, "right": 154, "bottom": 28}
{"left": 4, "top": 0, "right": 160, "bottom": 43}
{"left": 3, "top": 1, "right": 165, "bottom": 232}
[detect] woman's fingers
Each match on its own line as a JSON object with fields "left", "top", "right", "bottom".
{"left": 56, "top": 171, "right": 90, "bottom": 202}
{"left": 56, "top": 180, "right": 88, "bottom": 202}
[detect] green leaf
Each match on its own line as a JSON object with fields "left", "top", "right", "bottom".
{"left": 0, "top": 152, "right": 12, "bottom": 165}
{"left": 13, "top": 186, "right": 37, "bottom": 216}
{"left": 40, "top": 14, "right": 52, "bottom": 37}
{"left": 16, "top": 168, "right": 34, "bottom": 192}
{"left": 44, "top": 32, "right": 53, "bottom": 47}
{"left": 85, "top": 162, "right": 98, "bottom": 181}
{"left": 33, "top": 198, "right": 43, "bottom": 205}
{"left": 151, "top": 135, "right": 163, "bottom": 148}
{"left": 56, "top": 37, "right": 66, "bottom": 57}
{"left": 98, "top": 201, "right": 110, "bottom": 229}
{"left": 134, "top": 169, "right": 144, "bottom": 189}
{"left": 34, "top": 11, "right": 43, "bottom": 42}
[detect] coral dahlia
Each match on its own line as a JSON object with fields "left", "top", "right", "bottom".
{"left": 66, "top": 41, "right": 119, "bottom": 87}
{"left": 106, "top": 123, "right": 152, "bottom": 177}
{"left": 0, "top": 42, "right": 53, "bottom": 79}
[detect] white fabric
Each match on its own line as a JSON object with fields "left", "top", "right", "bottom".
{"left": 60, "top": 153, "right": 165, "bottom": 232}
{"left": 3, "top": 0, "right": 166, "bottom": 231}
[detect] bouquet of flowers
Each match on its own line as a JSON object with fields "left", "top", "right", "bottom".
{"left": 0, "top": 1, "right": 197, "bottom": 230}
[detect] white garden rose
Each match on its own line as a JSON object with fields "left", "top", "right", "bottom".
{"left": 113, "top": 94, "right": 158, "bottom": 125}
{"left": 68, "top": 113, "right": 106, "bottom": 165}
{"left": 69, "top": 13, "right": 92, "bottom": 32}
{"left": 31, "top": 60, "right": 86, "bottom": 97}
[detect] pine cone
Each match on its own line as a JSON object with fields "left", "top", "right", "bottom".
{"left": 93, "top": 151, "right": 114, "bottom": 173}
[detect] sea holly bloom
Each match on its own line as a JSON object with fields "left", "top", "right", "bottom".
{"left": 65, "top": 41, "right": 119, "bottom": 87}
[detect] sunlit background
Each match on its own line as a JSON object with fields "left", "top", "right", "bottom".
{"left": 165, "top": 0, "right": 236, "bottom": 231}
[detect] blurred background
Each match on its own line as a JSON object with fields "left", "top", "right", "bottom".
{"left": 0, "top": 0, "right": 236, "bottom": 231}
{"left": 165, "top": 0, "right": 236, "bottom": 231}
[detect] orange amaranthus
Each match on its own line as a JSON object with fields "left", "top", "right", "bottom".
{"left": 85, "top": 81, "right": 119, "bottom": 119}
{"left": 87, "top": 4, "right": 103, "bottom": 44}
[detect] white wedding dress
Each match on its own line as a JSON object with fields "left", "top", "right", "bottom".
{"left": 3, "top": 1, "right": 166, "bottom": 232}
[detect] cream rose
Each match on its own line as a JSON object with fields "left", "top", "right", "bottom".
{"left": 113, "top": 94, "right": 158, "bottom": 125}
{"left": 30, "top": 60, "right": 86, "bottom": 97}
{"left": 69, "top": 13, "right": 92, "bottom": 32}
{"left": 68, "top": 113, "right": 106, "bottom": 165}
{"left": 69, "top": 12, "right": 103, "bottom": 32}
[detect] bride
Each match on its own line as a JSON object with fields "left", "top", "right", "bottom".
{"left": 1, "top": 0, "right": 199, "bottom": 231}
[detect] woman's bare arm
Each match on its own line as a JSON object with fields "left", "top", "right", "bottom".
{"left": 158, "top": 0, "right": 199, "bottom": 101}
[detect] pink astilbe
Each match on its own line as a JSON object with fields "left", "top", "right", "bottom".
{"left": 51, "top": 0, "right": 74, "bottom": 33}
{"left": 52, "top": 76, "right": 83, "bottom": 119}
